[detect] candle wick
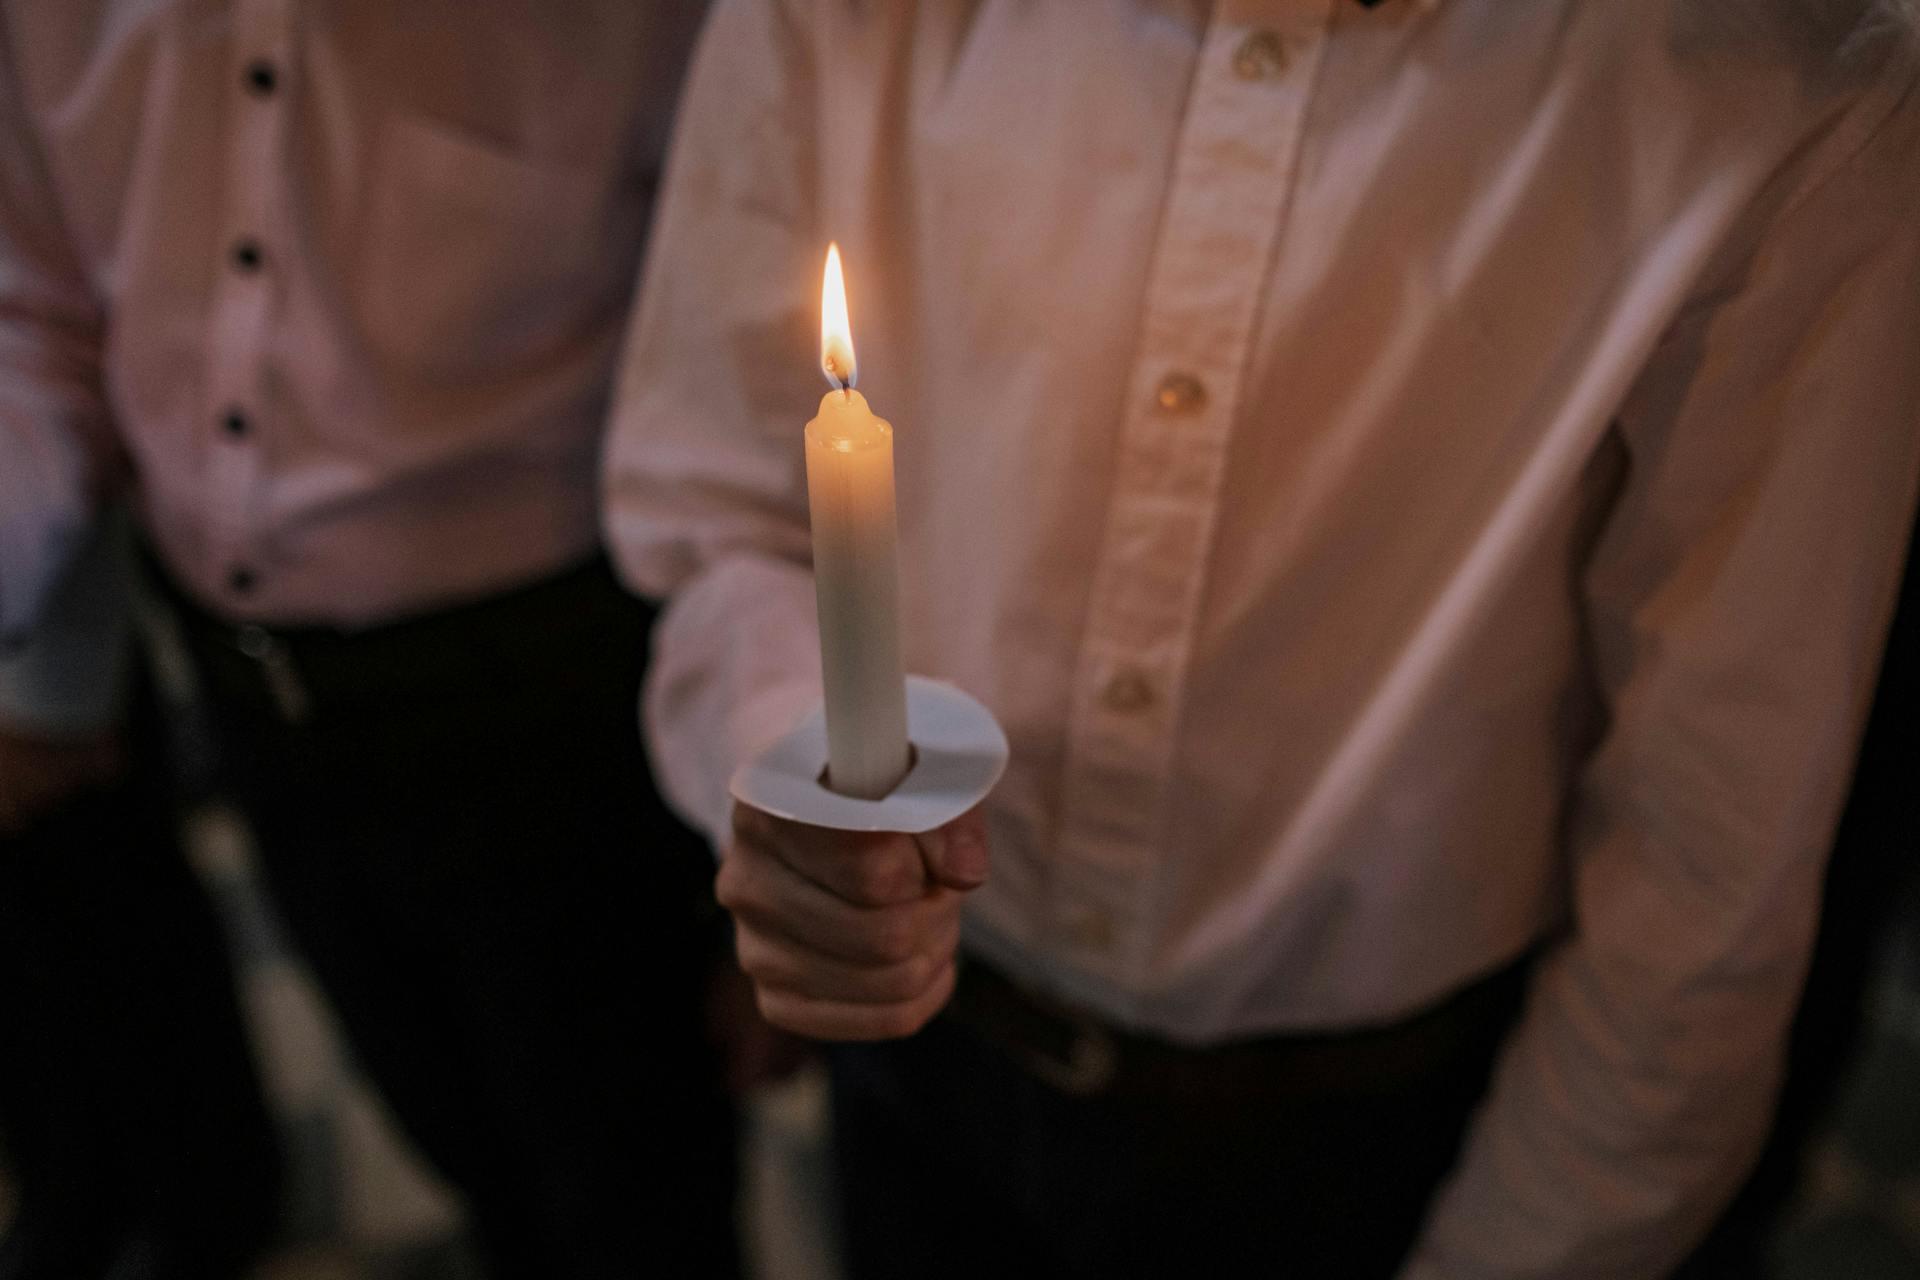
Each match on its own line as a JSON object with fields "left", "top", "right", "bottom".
{"left": 825, "top": 356, "right": 853, "bottom": 395}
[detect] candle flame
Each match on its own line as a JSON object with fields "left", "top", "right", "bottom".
{"left": 820, "top": 242, "right": 857, "bottom": 391}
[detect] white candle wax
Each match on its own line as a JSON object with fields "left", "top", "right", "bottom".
{"left": 805, "top": 386, "right": 911, "bottom": 798}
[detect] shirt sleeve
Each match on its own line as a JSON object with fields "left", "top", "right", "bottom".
{"left": 1402, "top": 72, "right": 1920, "bottom": 1280}
{"left": 601, "top": 0, "right": 826, "bottom": 846}
{"left": 0, "top": 509, "right": 132, "bottom": 737}
{"left": 0, "top": 16, "right": 113, "bottom": 643}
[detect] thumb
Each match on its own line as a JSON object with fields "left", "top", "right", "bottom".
{"left": 916, "top": 807, "right": 990, "bottom": 892}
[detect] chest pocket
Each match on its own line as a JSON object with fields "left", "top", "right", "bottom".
{"left": 353, "top": 112, "right": 641, "bottom": 389}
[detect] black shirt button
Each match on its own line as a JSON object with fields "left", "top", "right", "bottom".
{"left": 222, "top": 408, "right": 250, "bottom": 439}
{"left": 232, "top": 240, "right": 263, "bottom": 272}
{"left": 245, "top": 61, "right": 278, "bottom": 96}
{"left": 228, "top": 566, "right": 258, "bottom": 594}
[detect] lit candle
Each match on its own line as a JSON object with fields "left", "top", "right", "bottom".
{"left": 806, "top": 244, "right": 911, "bottom": 799}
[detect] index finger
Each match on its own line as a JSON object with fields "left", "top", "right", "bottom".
{"left": 732, "top": 803, "right": 931, "bottom": 909}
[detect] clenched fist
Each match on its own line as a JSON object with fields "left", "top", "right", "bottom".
{"left": 718, "top": 801, "right": 990, "bottom": 1041}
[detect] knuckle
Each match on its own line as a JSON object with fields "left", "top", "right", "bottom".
{"left": 868, "top": 913, "right": 920, "bottom": 965}
{"left": 881, "top": 999, "right": 936, "bottom": 1039}
{"left": 902, "top": 901, "right": 957, "bottom": 960}
{"left": 896, "top": 951, "right": 939, "bottom": 1000}
{"left": 754, "top": 988, "right": 808, "bottom": 1037}
{"left": 848, "top": 852, "right": 915, "bottom": 907}
{"left": 871, "top": 958, "right": 923, "bottom": 1004}
{"left": 712, "top": 855, "right": 748, "bottom": 909}
{"left": 731, "top": 929, "right": 771, "bottom": 976}
{"left": 739, "top": 956, "right": 776, "bottom": 988}
{"left": 868, "top": 1005, "right": 913, "bottom": 1039}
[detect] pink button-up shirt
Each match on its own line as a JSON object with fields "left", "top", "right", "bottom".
{"left": 0, "top": 0, "right": 705, "bottom": 632}
{"left": 605, "top": 1, "right": 1920, "bottom": 1275}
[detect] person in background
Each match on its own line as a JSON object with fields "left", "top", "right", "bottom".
{"left": 0, "top": 4, "right": 744, "bottom": 1275}
{"left": 0, "top": 517, "right": 280, "bottom": 1280}
{"left": 607, "top": 2, "right": 1920, "bottom": 1277}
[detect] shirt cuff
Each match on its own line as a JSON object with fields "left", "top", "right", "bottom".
{"left": 642, "top": 551, "right": 822, "bottom": 848}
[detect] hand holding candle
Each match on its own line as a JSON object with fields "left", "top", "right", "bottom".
{"left": 717, "top": 801, "right": 989, "bottom": 1040}
{"left": 806, "top": 244, "right": 912, "bottom": 799}
{"left": 721, "top": 244, "right": 1009, "bottom": 1041}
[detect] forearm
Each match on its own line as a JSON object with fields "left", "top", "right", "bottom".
{"left": 601, "top": 0, "right": 828, "bottom": 844}
{"left": 1400, "top": 919, "right": 1810, "bottom": 1279}
{"left": 1404, "top": 68, "right": 1920, "bottom": 1278}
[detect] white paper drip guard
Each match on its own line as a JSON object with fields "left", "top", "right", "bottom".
{"left": 730, "top": 676, "right": 1009, "bottom": 834}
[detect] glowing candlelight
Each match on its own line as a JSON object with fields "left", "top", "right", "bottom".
{"left": 804, "top": 244, "right": 911, "bottom": 798}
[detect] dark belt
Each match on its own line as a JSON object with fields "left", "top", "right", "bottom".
{"left": 145, "top": 550, "right": 648, "bottom": 726}
{"left": 943, "top": 954, "right": 1529, "bottom": 1101}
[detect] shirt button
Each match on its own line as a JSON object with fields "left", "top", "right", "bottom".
{"left": 228, "top": 566, "right": 258, "bottom": 594}
{"left": 1154, "top": 372, "right": 1207, "bottom": 414}
{"left": 244, "top": 60, "right": 278, "bottom": 96}
{"left": 221, "top": 408, "right": 250, "bottom": 439}
{"left": 1232, "top": 29, "right": 1291, "bottom": 81}
{"left": 1100, "top": 669, "right": 1156, "bottom": 715}
{"left": 231, "top": 239, "right": 264, "bottom": 272}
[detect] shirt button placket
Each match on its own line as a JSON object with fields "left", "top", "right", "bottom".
{"left": 1053, "top": 6, "right": 1336, "bottom": 990}
{"left": 210, "top": 0, "right": 290, "bottom": 604}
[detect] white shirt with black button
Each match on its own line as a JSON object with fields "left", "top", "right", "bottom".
{"left": 0, "top": 0, "right": 709, "bottom": 634}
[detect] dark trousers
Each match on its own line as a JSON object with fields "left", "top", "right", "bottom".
{"left": 0, "top": 690, "right": 280, "bottom": 1280}
{"left": 830, "top": 958, "right": 1526, "bottom": 1280}
{"left": 169, "top": 557, "right": 737, "bottom": 1279}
